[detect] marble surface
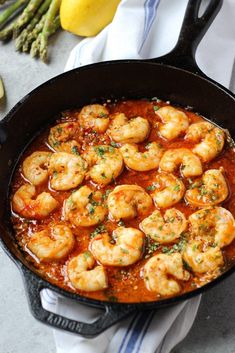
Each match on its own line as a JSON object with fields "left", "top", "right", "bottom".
{"left": 0, "top": 30, "right": 235, "bottom": 353}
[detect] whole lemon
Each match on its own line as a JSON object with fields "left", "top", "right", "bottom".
{"left": 60, "top": 0, "right": 121, "bottom": 37}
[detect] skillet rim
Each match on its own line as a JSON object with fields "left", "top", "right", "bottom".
{"left": 1, "top": 58, "right": 235, "bottom": 127}
{"left": 1, "top": 58, "right": 235, "bottom": 308}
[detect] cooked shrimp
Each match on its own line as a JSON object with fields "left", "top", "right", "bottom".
{"left": 143, "top": 253, "right": 190, "bottom": 296}
{"left": 185, "top": 121, "right": 225, "bottom": 162}
{"left": 67, "top": 251, "right": 108, "bottom": 291}
{"left": 63, "top": 185, "right": 108, "bottom": 227}
{"left": 185, "top": 168, "right": 228, "bottom": 207}
{"left": 189, "top": 207, "right": 235, "bottom": 248}
{"left": 159, "top": 148, "right": 203, "bottom": 177}
{"left": 27, "top": 224, "right": 75, "bottom": 262}
{"left": 48, "top": 152, "right": 87, "bottom": 191}
{"left": 108, "top": 113, "right": 150, "bottom": 143}
{"left": 107, "top": 185, "right": 153, "bottom": 220}
{"left": 48, "top": 122, "right": 81, "bottom": 153}
{"left": 119, "top": 142, "right": 164, "bottom": 171}
{"left": 83, "top": 145, "right": 123, "bottom": 185}
{"left": 151, "top": 173, "right": 185, "bottom": 208}
{"left": 12, "top": 184, "right": 58, "bottom": 219}
{"left": 183, "top": 240, "right": 224, "bottom": 273}
{"left": 140, "top": 209, "right": 187, "bottom": 243}
{"left": 157, "top": 106, "right": 189, "bottom": 140}
{"left": 90, "top": 227, "right": 145, "bottom": 266}
{"left": 22, "top": 151, "right": 51, "bottom": 186}
{"left": 78, "top": 104, "right": 110, "bottom": 133}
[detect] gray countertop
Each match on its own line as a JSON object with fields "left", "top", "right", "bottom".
{"left": 0, "top": 31, "right": 235, "bottom": 353}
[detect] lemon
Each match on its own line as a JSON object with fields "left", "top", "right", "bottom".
{"left": 60, "top": 0, "right": 121, "bottom": 37}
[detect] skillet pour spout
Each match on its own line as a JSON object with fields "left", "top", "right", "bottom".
{"left": 1, "top": 0, "right": 235, "bottom": 337}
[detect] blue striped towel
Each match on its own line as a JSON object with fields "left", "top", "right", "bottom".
{"left": 41, "top": 288, "right": 200, "bottom": 353}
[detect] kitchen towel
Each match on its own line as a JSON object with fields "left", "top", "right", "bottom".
{"left": 42, "top": 0, "right": 235, "bottom": 352}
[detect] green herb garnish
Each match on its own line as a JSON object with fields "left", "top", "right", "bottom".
{"left": 90, "top": 224, "right": 106, "bottom": 238}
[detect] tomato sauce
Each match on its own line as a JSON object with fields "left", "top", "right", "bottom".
{"left": 10, "top": 99, "right": 235, "bottom": 303}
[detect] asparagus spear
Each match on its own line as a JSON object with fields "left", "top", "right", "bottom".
{"left": 21, "top": 13, "right": 46, "bottom": 52}
{"left": 15, "top": 0, "right": 51, "bottom": 50}
{"left": 30, "top": 15, "right": 60, "bottom": 59}
{"left": 0, "top": 15, "right": 19, "bottom": 40}
{"left": 39, "top": 0, "right": 61, "bottom": 62}
{"left": 30, "top": 32, "right": 41, "bottom": 57}
{"left": 0, "top": 0, "right": 28, "bottom": 28}
{"left": 13, "top": 0, "right": 44, "bottom": 36}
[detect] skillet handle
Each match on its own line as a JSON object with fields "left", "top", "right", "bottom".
{"left": 21, "top": 266, "right": 135, "bottom": 338}
{"left": 150, "top": 0, "right": 223, "bottom": 74}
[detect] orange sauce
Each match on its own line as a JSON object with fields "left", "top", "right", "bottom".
{"left": 10, "top": 99, "right": 235, "bottom": 303}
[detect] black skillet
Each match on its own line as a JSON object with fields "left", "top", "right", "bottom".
{"left": 0, "top": 0, "right": 234, "bottom": 338}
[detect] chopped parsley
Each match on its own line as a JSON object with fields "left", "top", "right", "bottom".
{"left": 162, "top": 246, "right": 174, "bottom": 255}
{"left": 146, "top": 184, "right": 157, "bottom": 191}
{"left": 101, "top": 172, "right": 107, "bottom": 179}
{"left": 99, "top": 112, "right": 108, "bottom": 118}
{"left": 71, "top": 146, "right": 80, "bottom": 155}
{"left": 90, "top": 224, "right": 106, "bottom": 238}
{"left": 120, "top": 247, "right": 129, "bottom": 254}
{"left": 102, "top": 189, "right": 111, "bottom": 200}
{"left": 153, "top": 105, "right": 159, "bottom": 112}
{"left": 161, "top": 235, "right": 187, "bottom": 255}
{"left": 192, "top": 244, "right": 198, "bottom": 251}
{"left": 88, "top": 193, "right": 99, "bottom": 206}
{"left": 145, "top": 239, "right": 160, "bottom": 258}
{"left": 88, "top": 204, "right": 95, "bottom": 215}
{"left": 110, "top": 141, "right": 119, "bottom": 148}
{"left": 95, "top": 146, "right": 106, "bottom": 157}
{"left": 173, "top": 184, "right": 180, "bottom": 191}
{"left": 108, "top": 146, "right": 115, "bottom": 153}
{"left": 83, "top": 251, "right": 91, "bottom": 259}
{"left": 117, "top": 220, "right": 125, "bottom": 227}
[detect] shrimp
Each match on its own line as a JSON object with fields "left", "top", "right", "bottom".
{"left": 151, "top": 173, "right": 185, "bottom": 208}
{"left": 48, "top": 152, "right": 87, "bottom": 191}
{"left": 157, "top": 106, "right": 189, "bottom": 140}
{"left": 108, "top": 113, "right": 150, "bottom": 143}
{"left": 63, "top": 185, "right": 108, "bottom": 227}
{"left": 12, "top": 184, "right": 58, "bottom": 219}
{"left": 27, "top": 224, "right": 75, "bottom": 262}
{"left": 78, "top": 104, "right": 110, "bottom": 133}
{"left": 185, "top": 168, "right": 228, "bottom": 207}
{"left": 183, "top": 240, "right": 224, "bottom": 273}
{"left": 90, "top": 227, "right": 145, "bottom": 266}
{"left": 185, "top": 121, "right": 225, "bottom": 162}
{"left": 140, "top": 209, "right": 187, "bottom": 244}
{"left": 107, "top": 185, "right": 153, "bottom": 220}
{"left": 119, "top": 142, "right": 164, "bottom": 172}
{"left": 67, "top": 251, "right": 108, "bottom": 291}
{"left": 143, "top": 253, "right": 190, "bottom": 296}
{"left": 22, "top": 151, "right": 51, "bottom": 186}
{"left": 189, "top": 207, "right": 235, "bottom": 248}
{"left": 159, "top": 148, "right": 203, "bottom": 177}
{"left": 83, "top": 145, "right": 123, "bottom": 185}
{"left": 48, "top": 122, "right": 81, "bottom": 153}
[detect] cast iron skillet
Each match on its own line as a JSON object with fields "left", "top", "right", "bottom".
{"left": 0, "top": 0, "right": 234, "bottom": 338}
